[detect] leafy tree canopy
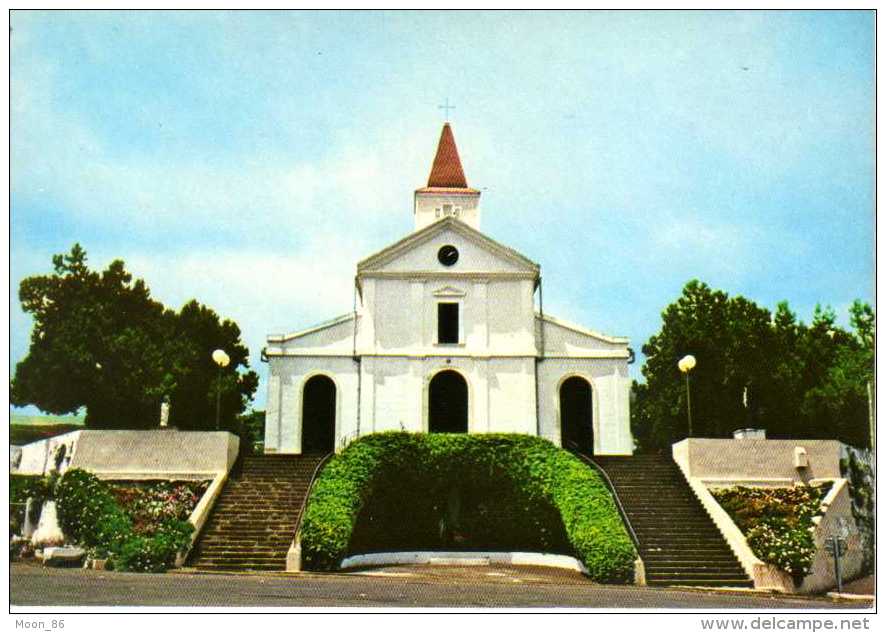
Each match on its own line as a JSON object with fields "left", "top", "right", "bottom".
{"left": 632, "top": 280, "right": 873, "bottom": 451}
{"left": 12, "top": 244, "right": 259, "bottom": 430}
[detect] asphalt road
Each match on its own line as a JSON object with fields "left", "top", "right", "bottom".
{"left": 10, "top": 563, "right": 873, "bottom": 610}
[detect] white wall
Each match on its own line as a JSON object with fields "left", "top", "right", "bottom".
{"left": 267, "top": 354, "right": 539, "bottom": 453}
{"left": 414, "top": 191, "right": 481, "bottom": 231}
{"left": 12, "top": 430, "right": 238, "bottom": 480}
{"left": 264, "top": 355, "right": 360, "bottom": 454}
{"left": 264, "top": 219, "right": 633, "bottom": 455}
{"left": 537, "top": 359, "right": 633, "bottom": 454}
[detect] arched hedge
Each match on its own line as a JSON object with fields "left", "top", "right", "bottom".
{"left": 299, "top": 432, "right": 636, "bottom": 583}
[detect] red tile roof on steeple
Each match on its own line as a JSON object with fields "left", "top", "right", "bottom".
{"left": 427, "top": 123, "right": 469, "bottom": 188}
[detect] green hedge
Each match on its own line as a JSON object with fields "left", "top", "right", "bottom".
{"left": 300, "top": 433, "right": 636, "bottom": 582}
{"left": 54, "top": 469, "right": 193, "bottom": 572}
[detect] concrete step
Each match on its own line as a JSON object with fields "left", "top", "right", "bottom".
{"left": 188, "top": 453, "right": 329, "bottom": 569}
{"left": 581, "top": 451, "right": 753, "bottom": 588}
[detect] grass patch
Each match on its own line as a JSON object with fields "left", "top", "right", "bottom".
{"left": 11, "top": 413, "right": 86, "bottom": 426}
{"left": 10, "top": 424, "right": 83, "bottom": 445}
{"left": 300, "top": 432, "right": 636, "bottom": 583}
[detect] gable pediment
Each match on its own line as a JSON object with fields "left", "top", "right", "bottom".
{"left": 432, "top": 285, "right": 467, "bottom": 297}
{"left": 357, "top": 217, "right": 539, "bottom": 278}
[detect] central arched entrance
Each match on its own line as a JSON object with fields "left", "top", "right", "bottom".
{"left": 428, "top": 370, "right": 468, "bottom": 433}
{"left": 560, "top": 376, "right": 594, "bottom": 453}
{"left": 302, "top": 375, "right": 336, "bottom": 454}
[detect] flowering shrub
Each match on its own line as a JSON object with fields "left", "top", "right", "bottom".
{"left": 54, "top": 469, "right": 201, "bottom": 572}
{"left": 115, "top": 520, "right": 194, "bottom": 573}
{"left": 55, "top": 469, "right": 130, "bottom": 547}
{"left": 110, "top": 481, "right": 208, "bottom": 536}
{"left": 712, "top": 484, "right": 831, "bottom": 578}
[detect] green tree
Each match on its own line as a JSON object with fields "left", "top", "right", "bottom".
{"left": 632, "top": 280, "right": 774, "bottom": 449}
{"left": 632, "top": 281, "right": 874, "bottom": 450}
{"left": 11, "top": 244, "right": 258, "bottom": 429}
{"left": 801, "top": 301, "right": 874, "bottom": 448}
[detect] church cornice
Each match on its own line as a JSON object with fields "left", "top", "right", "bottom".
{"left": 263, "top": 350, "right": 631, "bottom": 360}
{"left": 414, "top": 187, "right": 481, "bottom": 195}
{"left": 360, "top": 271, "right": 537, "bottom": 281}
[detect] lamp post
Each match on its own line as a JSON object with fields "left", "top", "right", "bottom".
{"left": 678, "top": 355, "right": 697, "bottom": 438}
{"left": 212, "top": 349, "right": 230, "bottom": 430}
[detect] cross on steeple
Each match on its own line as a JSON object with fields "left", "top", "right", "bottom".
{"left": 438, "top": 98, "right": 456, "bottom": 121}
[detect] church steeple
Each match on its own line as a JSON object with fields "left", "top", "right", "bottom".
{"left": 414, "top": 123, "right": 481, "bottom": 232}
{"left": 427, "top": 123, "right": 469, "bottom": 188}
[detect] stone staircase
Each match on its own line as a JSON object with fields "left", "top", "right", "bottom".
{"left": 590, "top": 454, "right": 753, "bottom": 588}
{"left": 189, "top": 454, "right": 328, "bottom": 572}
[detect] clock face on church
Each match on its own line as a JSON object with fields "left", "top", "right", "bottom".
{"left": 437, "top": 245, "right": 459, "bottom": 267}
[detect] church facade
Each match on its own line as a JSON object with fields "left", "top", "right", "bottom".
{"left": 263, "top": 124, "right": 633, "bottom": 456}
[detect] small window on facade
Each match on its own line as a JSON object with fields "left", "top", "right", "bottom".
{"left": 435, "top": 207, "right": 441, "bottom": 218}
{"left": 438, "top": 303, "right": 459, "bottom": 344}
{"left": 443, "top": 204, "right": 453, "bottom": 216}
{"left": 454, "top": 207, "right": 461, "bottom": 216}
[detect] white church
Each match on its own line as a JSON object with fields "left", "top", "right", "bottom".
{"left": 263, "top": 123, "right": 633, "bottom": 456}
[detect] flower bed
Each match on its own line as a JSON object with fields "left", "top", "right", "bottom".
{"left": 109, "top": 481, "right": 208, "bottom": 536}
{"left": 711, "top": 484, "right": 831, "bottom": 578}
{"left": 52, "top": 470, "right": 208, "bottom": 572}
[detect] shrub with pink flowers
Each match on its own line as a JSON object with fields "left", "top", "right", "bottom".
{"left": 110, "top": 481, "right": 208, "bottom": 536}
{"left": 53, "top": 469, "right": 208, "bottom": 572}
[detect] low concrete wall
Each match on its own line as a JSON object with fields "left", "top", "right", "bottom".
{"left": 14, "top": 431, "right": 80, "bottom": 476}
{"left": 176, "top": 471, "right": 230, "bottom": 566}
{"left": 339, "top": 551, "right": 589, "bottom": 574}
{"left": 673, "top": 438, "right": 843, "bottom": 486}
{"left": 798, "top": 479, "right": 866, "bottom": 594}
{"left": 11, "top": 430, "right": 239, "bottom": 480}
{"left": 71, "top": 430, "right": 239, "bottom": 479}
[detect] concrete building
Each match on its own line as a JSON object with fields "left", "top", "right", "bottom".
{"left": 263, "top": 123, "right": 633, "bottom": 455}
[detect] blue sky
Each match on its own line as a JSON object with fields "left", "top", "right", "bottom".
{"left": 10, "top": 10, "right": 875, "bottom": 415}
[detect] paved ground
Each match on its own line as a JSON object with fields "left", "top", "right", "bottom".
{"left": 10, "top": 563, "right": 873, "bottom": 609}
{"left": 840, "top": 575, "right": 875, "bottom": 596}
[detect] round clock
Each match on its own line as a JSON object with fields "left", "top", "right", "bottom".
{"left": 437, "top": 245, "right": 459, "bottom": 267}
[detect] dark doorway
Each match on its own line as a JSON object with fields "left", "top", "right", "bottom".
{"left": 560, "top": 376, "right": 594, "bottom": 452}
{"left": 302, "top": 375, "right": 336, "bottom": 454}
{"left": 429, "top": 370, "right": 468, "bottom": 433}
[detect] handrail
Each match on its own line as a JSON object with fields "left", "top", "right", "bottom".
{"left": 291, "top": 452, "right": 334, "bottom": 541}
{"left": 565, "top": 440, "right": 641, "bottom": 552}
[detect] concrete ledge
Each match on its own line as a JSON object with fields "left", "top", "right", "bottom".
{"left": 176, "top": 471, "right": 230, "bottom": 567}
{"left": 286, "top": 537, "right": 302, "bottom": 572}
{"left": 339, "top": 551, "right": 589, "bottom": 574}
{"left": 634, "top": 557, "right": 646, "bottom": 586}
{"left": 827, "top": 592, "right": 876, "bottom": 601}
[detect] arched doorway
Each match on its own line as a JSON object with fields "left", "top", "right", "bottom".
{"left": 302, "top": 375, "right": 336, "bottom": 454}
{"left": 560, "top": 376, "right": 594, "bottom": 453}
{"left": 429, "top": 370, "right": 468, "bottom": 433}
